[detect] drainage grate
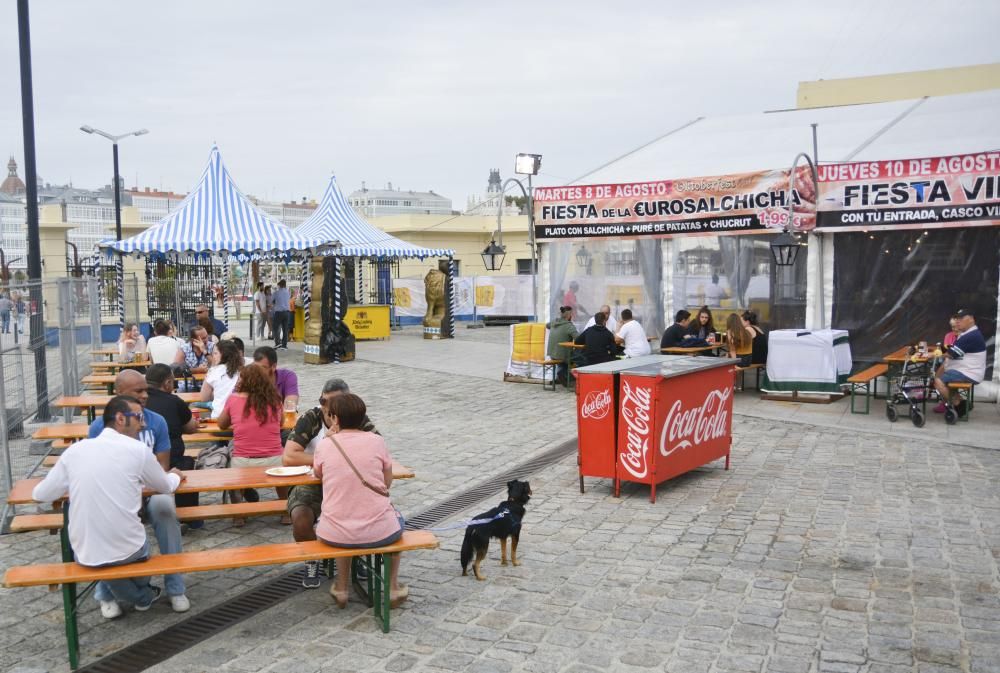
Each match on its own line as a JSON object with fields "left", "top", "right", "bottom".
{"left": 78, "top": 437, "right": 577, "bottom": 672}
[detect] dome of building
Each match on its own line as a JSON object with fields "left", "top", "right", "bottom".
{"left": 1, "top": 156, "right": 26, "bottom": 195}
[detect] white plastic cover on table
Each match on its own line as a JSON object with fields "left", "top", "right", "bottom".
{"left": 763, "top": 328, "right": 851, "bottom": 394}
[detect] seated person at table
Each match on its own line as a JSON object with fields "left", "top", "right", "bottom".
{"left": 34, "top": 395, "right": 188, "bottom": 619}
{"left": 145, "top": 364, "right": 200, "bottom": 516}
{"left": 583, "top": 304, "right": 617, "bottom": 333}
{"left": 742, "top": 310, "right": 768, "bottom": 365}
{"left": 87, "top": 372, "right": 188, "bottom": 610}
{"left": 283, "top": 378, "right": 379, "bottom": 588}
{"left": 660, "top": 310, "right": 693, "bottom": 349}
{"left": 198, "top": 316, "right": 220, "bottom": 345}
{"left": 118, "top": 322, "right": 147, "bottom": 363}
{"left": 253, "top": 346, "right": 299, "bottom": 407}
{"left": 546, "top": 305, "right": 578, "bottom": 385}
{"left": 688, "top": 306, "right": 716, "bottom": 341}
{"left": 217, "top": 364, "right": 289, "bottom": 526}
{"left": 147, "top": 319, "right": 182, "bottom": 366}
{"left": 175, "top": 325, "right": 215, "bottom": 374}
{"left": 574, "top": 311, "right": 618, "bottom": 365}
{"left": 200, "top": 340, "right": 243, "bottom": 418}
{"left": 192, "top": 303, "right": 227, "bottom": 337}
{"left": 314, "top": 393, "right": 407, "bottom": 609}
{"left": 933, "top": 308, "right": 986, "bottom": 415}
{"left": 943, "top": 314, "right": 961, "bottom": 348}
{"left": 615, "top": 309, "right": 651, "bottom": 358}
{"left": 725, "top": 313, "right": 754, "bottom": 366}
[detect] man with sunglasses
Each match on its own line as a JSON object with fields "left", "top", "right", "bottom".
{"left": 34, "top": 396, "right": 186, "bottom": 619}
{"left": 191, "top": 304, "right": 226, "bottom": 338}
{"left": 86, "top": 369, "right": 190, "bottom": 614}
{"left": 282, "top": 378, "right": 377, "bottom": 587}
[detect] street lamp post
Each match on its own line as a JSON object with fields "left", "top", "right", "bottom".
{"left": 80, "top": 125, "right": 148, "bottom": 329}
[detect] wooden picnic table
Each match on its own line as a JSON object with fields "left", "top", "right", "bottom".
{"left": 661, "top": 343, "right": 724, "bottom": 355}
{"left": 557, "top": 341, "right": 585, "bottom": 349}
{"left": 55, "top": 392, "right": 201, "bottom": 423}
{"left": 32, "top": 413, "right": 297, "bottom": 443}
{"left": 82, "top": 371, "right": 205, "bottom": 394}
{"left": 55, "top": 392, "right": 201, "bottom": 410}
{"left": 8, "top": 463, "right": 415, "bottom": 505}
{"left": 882, "top": 345, "right": 936, "bottom": 364}
{"left": 91, "top": 348, "right": 122, "bottom": 361}
{"left": 89, "top": 359, "right": 152, "bottom": 371}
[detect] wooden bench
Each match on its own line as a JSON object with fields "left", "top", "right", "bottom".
{"left": 847, "top": 363, "right": 889, "bottom": 414}
{"left": 529, "top": 359, "right": 564, "bottom": 391}
{"left": 946, "top": 381, "right": 975, "bottom": 421}
{"left": 10, "top": 500, "right": 290, "bottom": 532}
{"left": 735, "top": 364, "right": 763, "bottom": 391}
{"left": 2, "top": 530, "right": 439, "bottom": 669}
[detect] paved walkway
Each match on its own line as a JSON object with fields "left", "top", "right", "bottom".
{"left": 2, "top": 326, "right": 998, "bottom": 673}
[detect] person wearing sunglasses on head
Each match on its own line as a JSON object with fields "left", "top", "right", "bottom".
{"left": 34, "top": 395, "right": 187, "bottom": 620}
{"left": 84, "top": 369, "right": 190, "bottom": 615}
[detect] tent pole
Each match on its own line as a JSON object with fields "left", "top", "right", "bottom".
{"left": 222, "top": 256, "right": 230, "bottom": 330}
{"left": 333, "top": 256, "right": 341, "bottom": 364}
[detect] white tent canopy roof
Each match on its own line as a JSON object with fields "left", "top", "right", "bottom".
{"left": 104, "top": 145, "right": 331, "bottom": 257}
{"left": 296, "top": 175, "right": 454, "bottom": 259}
{"left": 576, "top": 90, "right": 1000, "bottom": 185}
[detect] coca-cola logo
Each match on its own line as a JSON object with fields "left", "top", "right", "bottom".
{"left": 619, "top": 381, "right": 652, "bottom": 479}
{"left": 660, "top": 387, "right": 731, "bottom": 458}
{"left": 581, "top": 390, "right": 611, "bottom": 420}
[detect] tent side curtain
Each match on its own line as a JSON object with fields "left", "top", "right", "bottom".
{"left": 296, "top": 176, "right": 454, "bottom": 259}
{"left": 103, "top": 146, "right": 333, "bottom": 256}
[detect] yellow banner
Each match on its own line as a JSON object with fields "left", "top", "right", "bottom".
{"left": 345, "top": 305, "right": 391, "bottom": 340}
{"left": 475, "top": 285, "right": 495, "bottom": 307}
{"left": 393, "top": 287, "right": 412, "bottom": 308}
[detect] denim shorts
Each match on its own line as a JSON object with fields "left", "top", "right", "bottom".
{"left": 939, "top": 369, "right": 976, "bottom": 385}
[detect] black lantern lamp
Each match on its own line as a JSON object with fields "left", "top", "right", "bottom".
{"left": 575, "top": 244, "right": 593, "bottom": 274}
{"left": 770, "top": 230, "right": 801, "bottom": 267}
{"left": 481, "top": 238, "right": 506, "bottom": 271}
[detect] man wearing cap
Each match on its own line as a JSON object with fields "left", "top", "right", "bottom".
{"left": 933, "top": 309, "right": 986, "bottom": 416}
{"left": 546, "top": 305, "right": 579, "bottom": 386}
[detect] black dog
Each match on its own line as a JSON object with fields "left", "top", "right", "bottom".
{"left": 461, "top": 480, "right": 531, "bottom": 580}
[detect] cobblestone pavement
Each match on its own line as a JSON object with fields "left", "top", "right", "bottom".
{"left": 2, "top": 327, "right": 999, "bottom": 672}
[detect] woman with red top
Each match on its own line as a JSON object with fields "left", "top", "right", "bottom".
{"left": 217, "top": 364, "right": 289, "bottom": 526}
{"left": 314, "top": 393, "right": 407, "bottom": 609}
{"left": 943, "top": 315, "right": 961, "bottom": 348}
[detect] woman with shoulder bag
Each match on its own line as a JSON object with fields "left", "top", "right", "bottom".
{"left": 313, "top": 393, "right": 407, "bottom": 609}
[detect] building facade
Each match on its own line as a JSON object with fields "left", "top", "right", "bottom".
{"left": 348, "top": 183, "right": 453, "bottom": 217}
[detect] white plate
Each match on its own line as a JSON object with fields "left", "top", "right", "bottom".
{"left": 265, "top": 466, "right": 311, "bottom": 477}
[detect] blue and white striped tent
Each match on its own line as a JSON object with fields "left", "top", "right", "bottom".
{"left": 295, "top": 176, "right": 453, "bottom": 259}
{"left": 103, "top": 146, "right": 331, "bottom": 257}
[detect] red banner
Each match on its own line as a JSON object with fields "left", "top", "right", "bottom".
{"left": 816, "top": 151, "right": 1000, "bottom": 232}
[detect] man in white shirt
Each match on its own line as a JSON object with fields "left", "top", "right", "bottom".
{"left": 615, "top": 309, "right": 651, "bottom": 358}
{"left": 146, "top": 319, "right": 182, "bottom": 366}
{"left": 32, "top": 396, "right": 187, "bottom": 619}
{"left": 583, "top": 305, "right": 617, "bottom": 334}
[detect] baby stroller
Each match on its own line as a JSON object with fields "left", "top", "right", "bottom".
{"left": 886, "top": 354, "right": 935, "bottom": 427}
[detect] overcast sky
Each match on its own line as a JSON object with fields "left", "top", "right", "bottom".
{"left": 1, "top": 0, "right": 997, "bottom": 210}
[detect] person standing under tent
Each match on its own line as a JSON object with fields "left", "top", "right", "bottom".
{"left": 272, "top": 280, "right": 291, "bottom": 350}
{"left": 253, "top": 282, "right": 267, "bottom": 340}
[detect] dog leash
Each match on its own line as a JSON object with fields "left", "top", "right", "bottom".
{"left": 422, "top": 509, "right": 513, "bottom": 533}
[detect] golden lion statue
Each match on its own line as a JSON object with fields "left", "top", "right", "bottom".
{"left": 423, "top": 268, "right": 446, "bottom": 331}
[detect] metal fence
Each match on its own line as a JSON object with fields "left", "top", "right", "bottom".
{"left": 0, "top": 277, "right": 106, "bottom": 531}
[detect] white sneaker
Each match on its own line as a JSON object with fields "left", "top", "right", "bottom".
{"left": 100, "top": 600, "right": 122, "bottom": 619}
{"left": 170, "top": 594, "right": 191, "bottom": 613}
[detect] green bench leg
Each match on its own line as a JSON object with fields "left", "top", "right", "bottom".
{"left": 62, "top": 582, "right": 80, "bottom": 670}
{"left": 850, "top": 381, "right": 871, "bottom": 414}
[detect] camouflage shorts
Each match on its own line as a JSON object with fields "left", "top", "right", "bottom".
{"left": 286, "top": 483, "right": 322, "bottom": 518}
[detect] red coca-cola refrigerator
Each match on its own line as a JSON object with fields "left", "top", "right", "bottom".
{"left": 575, "top": 356, "right": 734, "bottom": 503}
